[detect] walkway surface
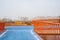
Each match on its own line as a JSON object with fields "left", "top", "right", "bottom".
{"left": 0, "top": 26, "right": 41, "bottom": 40}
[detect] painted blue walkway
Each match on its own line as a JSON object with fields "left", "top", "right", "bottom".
{"left": 0, "top": 26, "right": 41, "bottom": 40}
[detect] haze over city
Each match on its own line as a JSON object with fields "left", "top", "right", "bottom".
{"left": 0, "top": 0, "right": 60, "bottom": 19}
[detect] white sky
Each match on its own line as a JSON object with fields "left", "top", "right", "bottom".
{"left": 0, "top": 0, "right": 60, "bottom": 19}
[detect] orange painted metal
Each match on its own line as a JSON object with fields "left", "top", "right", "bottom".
{"left": 32, "top": 19, "right": 60, "bottom": 34}
{"left": 0, "top": 22, "right": 5, "bottom": 31}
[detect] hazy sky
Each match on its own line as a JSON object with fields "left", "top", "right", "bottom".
{"left": 0, "top": 0, "right": 60, "bottom": 19}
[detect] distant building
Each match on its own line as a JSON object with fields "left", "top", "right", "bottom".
{"left": 19, "top": 17, "right": 29, "bottom": 21}
{"left": 2, "top": 18, "right": 13, "bottom": 22}
{"left": 32, "top": 16, "right": 59, "bottom": 20}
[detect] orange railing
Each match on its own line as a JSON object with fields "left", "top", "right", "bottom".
{"left": 0, "top": 22, "right": 5, "bottom": 32}
{"left": 32, "top": 19, "right": 60, "bottom": 34}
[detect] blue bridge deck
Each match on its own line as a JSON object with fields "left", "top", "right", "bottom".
{"left": 0, "top": 26, "right": 42, "bottom": 40}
